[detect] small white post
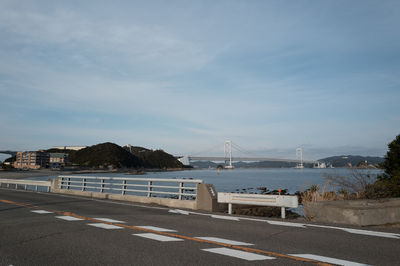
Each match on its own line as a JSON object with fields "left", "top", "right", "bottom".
{"left": 147, "top": 181, "right": 152, "bottom": 197}
{"left": 178, "top": 182, "right": 184, "bottom": 200}
{"left": 281, "top": 207, "right": 286, "bottom": 219}
{"left": 228, "top": 203, "right": 232, "bottom": 215}
{"left": 100, "top": 179, "right": 105, "bottom": 193}
{"left": 122, "top": 180, "right": 127, "bottom": 195}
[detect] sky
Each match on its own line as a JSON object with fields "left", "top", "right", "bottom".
{"left": 0, "top": 0, "right": 399, "bottom": 161}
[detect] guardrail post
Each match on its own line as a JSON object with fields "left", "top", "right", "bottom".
{"left": 178, "top": 182, "right": 184, "bottom": 200}
{"left": 35, "top": 185, "right": 38, "bottom": 192}
{"left": 25, "top": 184, "right": 27, "bottom": 190}
{"left": 281, "top": 207, "right": 286, "bottom": 219}
{"left": 67, "top": 177, "right": 71, "bottom": 190}
{"left": 122, "top": 180, "right": 126, "bottom": 195}
{"left": 147, "top": 181, "right": 152, "bottom": 197}
{"left": 228, "top": 203, "right": 233, "bottom": 214}
{"left": 47, "top": 186, "right": 50, "bottom": 192}
{"left": 100, "top": 179, "right": 105, "bottom": 193}
{"left": 82, "top": 178, "right": 86, "bottom": 191}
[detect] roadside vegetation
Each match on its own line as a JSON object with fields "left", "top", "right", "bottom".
{"left": 302, "top": 134, "right": 400, "bottom": 203}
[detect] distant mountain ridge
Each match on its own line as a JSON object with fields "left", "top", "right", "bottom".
{"left": 190, "top": 155, "right": 384, "bottom": 168}
{"left": 318, "top": 155, "right": 384, "bottom": 167}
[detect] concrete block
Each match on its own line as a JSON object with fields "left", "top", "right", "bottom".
{"left": 196, "top": 184, "right": 219, "bottom": 212}
{"left": 304, "top": 198, "right": 400, "bottom": 226}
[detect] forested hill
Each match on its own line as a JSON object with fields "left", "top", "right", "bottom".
{"left": 69, "top": 142, "right": 143, "bottom": 168}
{"left": 123, "top": 146, "right": 183, "bottom": 169}
{"left": 50, "top": 142, "right": 183, "bottom": 169}
{"left": 319, "top": 155, "right": 384, "bottom": 167}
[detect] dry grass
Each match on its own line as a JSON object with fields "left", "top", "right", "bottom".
{"left": 302, "top": 170, "right": 376, "bottom": 204}
{"left": 301, "top": 181, "right": 337, "bottom": 203}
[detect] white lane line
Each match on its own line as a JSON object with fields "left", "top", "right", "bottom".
{"left": 133, "top": 233, "right": 183, "bottom": 242}
{"left": 202, "top": 248, "right": 275, "bottom": 261}
{"left": 211, "top": 215, "right": 240, "bottom": 221}
{"left": 31, "top": 210, "right": 53, "bottom": 214}
{"left": 88, "top": 223, "right": 124, "bottom": 229}
{"left": 308, "top": 224, "right": 400, "bottom": 239}
{"left": 93, "top": 218, "right": 126, "bottom": 223}
{"left": 341, "top": 228, "right": 400, "bottom": 239}
{"left": 55, "top": 216, "right": 84, "bottom": 221}
{"left": 266, "top": 220, "right": 307, "bottom": 228}
{"left": 135, "top": 226, "right": 177, "bottom": 232}
{"left": 195, "top": 237, "right": 253, "bottom": 246}
{"left": 289, "top": 254, "right": 369, "bottom": 266}
{"left": 169, "top": 209, "right": 189, "bottom": 215}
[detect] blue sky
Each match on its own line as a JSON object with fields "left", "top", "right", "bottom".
{"left": 0, "top": 0, "right": 399, "bottom": 160}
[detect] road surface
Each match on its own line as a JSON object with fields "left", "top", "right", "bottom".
{"left": 1, "top": 188, "right": 399, "bottom": 265}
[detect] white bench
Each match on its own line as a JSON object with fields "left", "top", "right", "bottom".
{"left": 217, "top": 192, "right": 298, "bottom": 219}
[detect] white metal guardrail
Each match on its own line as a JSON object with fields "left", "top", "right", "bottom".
{"left": 218, "top": 192, "right": 298, "bottom": 218}
{"left": 0, "top": 178, "right": 51, "bottom": 192}
{"left": 59, "top": 175, "right": 203, "bottom": 200}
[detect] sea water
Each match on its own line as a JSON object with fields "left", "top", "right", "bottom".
{"left": 34, "top": 168, "right": 382, "bottom": 194}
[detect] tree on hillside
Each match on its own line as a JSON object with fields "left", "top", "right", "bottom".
{"left": 381, "top": 134, "right": 400, "bottom": 180}
{"left": 366, "top": 134, "right": 400, "bottom": 198}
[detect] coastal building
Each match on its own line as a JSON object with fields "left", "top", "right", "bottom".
{"left": 49, "top": 153, "right": 69, "bottom": 168}
{"left": 14, "top": 151, "right": 50, "bottom": 169}
{"left": 51, "top": 146, "right": 87, "bottom": 151}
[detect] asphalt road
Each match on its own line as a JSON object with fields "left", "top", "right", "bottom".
{"left": 1, "top": 189, "right": 399, "bottom": 266}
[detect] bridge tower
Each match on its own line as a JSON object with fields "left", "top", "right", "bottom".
{"left": 296, "top": 148, "right": 304, "bottom": 169}
{"left": 224, "top": 140, "right": 233, "bottom": 169}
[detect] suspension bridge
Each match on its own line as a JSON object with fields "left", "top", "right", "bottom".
{"left": 177, "top": 141, "right": 321, "bottom": 168}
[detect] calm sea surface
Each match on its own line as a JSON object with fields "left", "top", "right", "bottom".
{"left": 34, "top": 168, "right": 382, "bottom": 194}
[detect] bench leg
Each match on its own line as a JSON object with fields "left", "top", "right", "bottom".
{"left": 228, "top": 203, "right": 232, "bottom": 215}
{"left": 281, "top": 207, "right": 286, "bottom": 219}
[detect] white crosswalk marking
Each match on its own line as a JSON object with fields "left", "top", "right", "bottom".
{"left": 195, "top": 237, "right": 253, "bottom": 246}
{"left": 133, "top": 233, "right": 183, "bottom": 242}
{"left": 267, "top": 220, "right": 306, "bottom": 228}
{"left": 135, "top": 226, "right": 176, "bottom": 232}
{"left": 211, "top": 215, "right": 240, "bottom": 221}
{"left": 94, "top": 218, "right": 126, "bottom": 223}
{"left": 31, "top": 210, "right": 53, "bottom": 214}
{"left": 202, "top": 248, "right": 275, "bottom": 261}
{"left": 55, "top": 216, "right": 84, "bottom": 221}
{"left": 88, "top": 223, "right": 124, "bottom": 229}
{"left": 289, "top": 254, "right": 369, "bottom": 266}
{"left": 168, "top": 209, "right": 189, "bottom": 215}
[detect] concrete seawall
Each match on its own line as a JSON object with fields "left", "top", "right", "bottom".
{"left": 304, "top": 198, "right": 400, "bottom": 226}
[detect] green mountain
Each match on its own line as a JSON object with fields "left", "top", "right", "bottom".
{"left": 70, "top": 142, "right": 143, "bottom": 168}
{"left": 124, "top": 146, "right": 183, "bottom": 169}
